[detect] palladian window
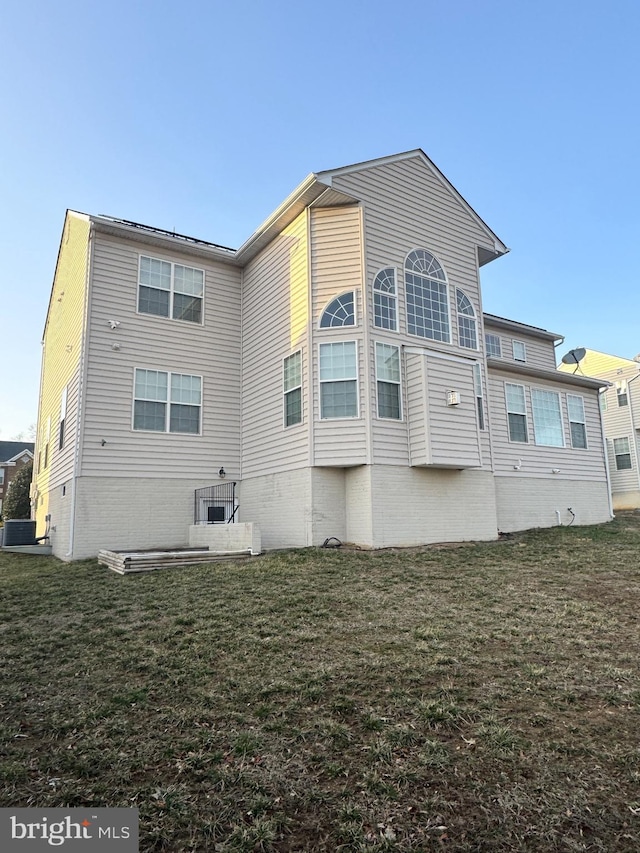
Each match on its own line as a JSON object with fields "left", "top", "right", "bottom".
{"left": 405, "top": 250, "right": 450, "bottom": 342}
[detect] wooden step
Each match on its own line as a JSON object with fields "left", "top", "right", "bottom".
{"left": 98, "top": 548, "right": 254, "bottom": 575}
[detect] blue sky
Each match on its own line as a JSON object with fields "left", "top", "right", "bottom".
{"left": 1, "top": 0, "right": 638, "bottom": 438}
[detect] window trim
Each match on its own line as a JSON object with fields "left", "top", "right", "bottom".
{"left": 132, "top": 368, "right": 203, "bottom": 435}
{"left": 566, "top": 394, "right": 587, "bottom": 449}
{"left": 456, "top": 289, "right": 478, "bottom": 350}
{"left": 404, "top": 248, "right": 452, "bottom": 344}
{"left": 616, "top": 380, "right": 628, "bottom": 407}
{"left": 613, "top": 436, "right": 633, "bottom": 471}
{"left": 318, "top": 341, "right": 359, "bottom": 420}
{"left": 318, "top": 291, "right": 357, "bottom": 329}
{"left": 283, "top": 350, "right": 303, "bottom": 428}
{"left": 485, "top": 333, "right": 502, "bottom": 358}
{"left": 531, "top": 387, "right": 565, "bottom": 448}
{"left": 137, "top": 255, "right": 205, "bottom": 326}
{"left": 505, "top": 382, "right": 528, "bottom": 444}
{"left": 512, "top": 340, "right": 527, "bottom": 363}
{"left": 375, "top": 341, "right": 402, "bottom": 420}
{"left": 373, "top": 267, "right": 398, "bottom": 332}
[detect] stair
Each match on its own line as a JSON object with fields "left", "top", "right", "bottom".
{"left": 98, "top": 547, "right": 254, "bottom": 575}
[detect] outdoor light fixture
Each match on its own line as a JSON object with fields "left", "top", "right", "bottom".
{"left": 218, "top": 467, "right": 226, "bottom": 478}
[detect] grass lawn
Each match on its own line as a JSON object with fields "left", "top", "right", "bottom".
{"left": 1, "top": 515, "right": 640, "bottom": 852}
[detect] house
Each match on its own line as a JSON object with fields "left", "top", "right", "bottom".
{"left": 33, "top": 150, "right": 613, "bottom": 560}
{"left": 559, "top": 349, "right": 640, "bottom": 509}
{"left": 0, "top": 441, "right": 34, "bottom": 518}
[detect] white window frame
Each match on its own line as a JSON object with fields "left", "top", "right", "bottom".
{"left": 373, "top": 268, "right": 398, "bottom": 332}
{"left": 405, "top": 249, "right": 451, "bottom": 344}
{"left": 473, "top": 363, "right": 485, "bottom": 430}
{"left": 319, "top": 341, "right": 359, "bottom": 420}
{"left": 456, "top": 289, "right": 478, "bottom": 350}
{"left": 512, "top": 340, "right": 527, "bottom": 362}
{"left": 613, "top": 437, "right": 632, "bottom": 470}
{"left": 58, "top": 385, "right": 68, "bottom": 450}
{"left": 132, "top": 368, "right": 203, "bottom": 435}
{"left": 375, "top": 342, "right": 402, "bottom": 420}
{"left": 566, "top": 394, "right": 587, "bottom": 449}
{"left": 485, "top": 333, "right": 502, "bottom": 358}
{"left": 531, "top": 387, "right": 565, "bottom": 447}
{"left": 137, "top": 255, "right": 205, "bottom": 325}
{"left": 505, "top": 383, "right": 528, "bottom": 443}
{"left": 283, "top": 350, "right": 303, "bottom": 428}
{"left": 0, "top": 468, "right": 5, "bottom": 485}
{"left": 616, "top": 380, "right": 628, "bottom": 407}
{"left": 599, "top": 391, "right": 608, "bottom": 412}
{"left": 319, "top": 291, "right": 356, "bottom": 329}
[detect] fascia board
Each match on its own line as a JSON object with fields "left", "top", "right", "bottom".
{"left": 484, "top": 313, "right": 562, "bottom": 342}
{"left": 487, "top": 357, "right": 608, "bottom": 390}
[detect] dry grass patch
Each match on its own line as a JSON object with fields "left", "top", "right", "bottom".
{"left": 1, "top": 514, "right": 640, "bottom": 850}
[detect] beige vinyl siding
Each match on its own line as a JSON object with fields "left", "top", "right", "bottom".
{"left": 34, "top": 212, "right": 90, "bottom": 540}
{"left": 80, "top": 233, "right": 241, "bottom": 479}
{"left": 483, "top": 322, "right": 558, "bottom": 370}
{"left": 495, "top": 478, "right": 611, "bottom": 533}
{"left": 405, "top": 351, "right": 482, "bottom": 469}
{"left": 489, "top": 369, "right": 606, "bottom": 479}
{"left": 405, "top": 350, "right": 429, "bottom": 466}
{"left": 310, "top": 207, "right": 367, "bottom": 466}
{"left": 330, "top": 156, "right": 488, "bottom": 354}
{"left": 242, "top": 211, "right": 310, "bottom": 477}
{"left": 606, "top": 437, "right": 640, "bottom": 494}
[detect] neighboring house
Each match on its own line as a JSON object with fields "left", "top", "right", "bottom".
{"left": 559, "top": 349, "right": 640, "bottom": 509}
{"left": 34, "top": 150, "right": 612, "bottom": 560}
{"left": 0, "top": 442, "right": 34, "bottom": 517}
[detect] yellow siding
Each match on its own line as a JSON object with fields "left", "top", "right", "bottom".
{"left": 34, "top": 212, "right": 90, "bottom": 542}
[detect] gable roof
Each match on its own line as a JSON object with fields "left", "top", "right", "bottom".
{"left": 237, "top": 149, "right": 509, "bottom": 266}
{"left": 314, "top": 149, "right": 509, "bottom": 266}
{"left": 0, "top": 442, "right": 35, "bottom": 464}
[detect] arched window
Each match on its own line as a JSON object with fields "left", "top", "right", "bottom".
{"left": 320, "top": 292, "right": 356, "bottom": 328}
{"left": 405, "top": 250, "right": 450, "bottom": 342}
{"left": 456, "top": 289, "right": 477, "bottom": 349}
{"left": 373, "top": 268, "right": 397, "bottom": 331}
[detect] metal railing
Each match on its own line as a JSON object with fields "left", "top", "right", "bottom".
{"left": 194, "top": 482, "right": 238, "bottom": 525}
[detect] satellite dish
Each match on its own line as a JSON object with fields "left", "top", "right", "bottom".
{"left": 561, "top": 347, "right": 586, "bottom": 365}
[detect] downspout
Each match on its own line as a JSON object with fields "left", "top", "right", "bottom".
{"left": 598, "top": 387, "right": 614, "bottom": 521}
{"left": 626, "top": 370, "right": 640, "bottom": 494}
{"left": 67, "top": 227, "right": 94, "bottom": 558}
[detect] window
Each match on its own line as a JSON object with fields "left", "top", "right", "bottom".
{"left": 375, "top": 342, "right": 401, "bottom": 419}
{"left": 138, "top": 256, "right": 204, "bottom": 324}
{"left": 567, "top": 394, "right": 587, "bottom": 449}
{"left": 613, "top": 437, "right": 632, "bottom": 470}
{"left": 485, "top": 333, "right": 502, "bottom": 358}
{"left": 0, "top": 468, "right": 4, "bottom": 485}
{"left": 456, "top": 290, "right": 477, "bottom": 349}
{"left": 616, "top": 380, "right": 628, "bottom": 407}
{"left": 283, "top": 351, "right": 302, "bottom": 427}
{"left": 319, "top": 342, "right": 358, "bottom": 419}
{"left": 43, "top": 417, "right": 51, "bottom": 469}
{"left": 505, "top": 383, "right": 528, "bottom": 443}
{"left": 405, "top": 249, "right": 450, "bottom": 342}
{"left": 58, "top": 386, "right": 68, "bottom": 450}
{"left": 531, "top": 388, "right": 564, "bottom": 447}
{"left": 512, "top": 340, "right": 527, "bottom": 362}
{"left": 133, "top": 369, "right": 202, "bottom": 434}
{"left": 473, "top": 363, "right": 485, "bottom": 430}
{"left": 319, "top": 292, "right": 355, "bottom": 328}
{"left": 373, "top": 268, "right": 398, "bottom": 331}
